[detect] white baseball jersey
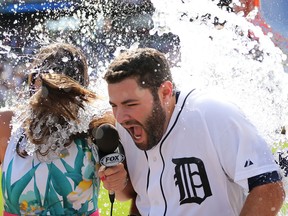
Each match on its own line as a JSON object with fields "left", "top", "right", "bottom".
{"left": 116, "top": 89, "right": 279, "bottom": 216}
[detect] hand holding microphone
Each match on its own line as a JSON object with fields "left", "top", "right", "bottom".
{"left": 98, "top": 163, "right": 128, "bottom": 197}
{"left": 92, "top": 124, "right": 128, "bottom": 207}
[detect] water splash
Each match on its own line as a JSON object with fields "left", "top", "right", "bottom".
{"left": 1, "top": 0, "right": 288, "bottom": 213}
{"left": 150, "top": 1, "right": 288, "bottom": 209}
{"left": 150, "top": 0, "right": 288, "bottom": 147}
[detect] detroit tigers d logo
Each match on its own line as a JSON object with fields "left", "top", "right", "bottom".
{"left": 172, "top": 157, "right": 212, "bottom": 205}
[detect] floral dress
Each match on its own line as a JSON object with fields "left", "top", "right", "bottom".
{"left": 1, "top": 128, "right": 100, "bottom": 216}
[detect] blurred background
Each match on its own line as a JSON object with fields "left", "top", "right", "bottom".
{"left": 0, "top": 0, "right": 181, "bottom": 107}
{"left": 0, "top": 0, "right": 287, "bottom": 107}
{"left": 0, "top": 0, "right": 287, "bottom": 215}
{"left": 261, "top": 0, "right": 288, "bottom": 38}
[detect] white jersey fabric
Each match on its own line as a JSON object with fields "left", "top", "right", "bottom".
{"left": 116, "top": 89, "right": 279, "bottom": 216}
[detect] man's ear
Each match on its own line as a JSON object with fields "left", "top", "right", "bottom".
{"left": 159, "top": 81, "right": 174, "bottom": 100}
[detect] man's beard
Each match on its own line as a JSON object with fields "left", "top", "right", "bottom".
{"left": 138, "top": 97, "right": 166, "bottom": 151}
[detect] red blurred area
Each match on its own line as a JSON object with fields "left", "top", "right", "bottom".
{"left": 237, "top": 0, "right": 288, "bottom": 60}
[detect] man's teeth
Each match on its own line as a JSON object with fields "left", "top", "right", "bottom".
{"left": 134, "top": 135, "right": 141, "bottom": 139}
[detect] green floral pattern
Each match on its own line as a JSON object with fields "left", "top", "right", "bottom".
{"left": 2, "top": 138, "right": 99, "bottom": 215}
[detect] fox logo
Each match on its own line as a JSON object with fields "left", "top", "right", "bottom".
{"left": 100, "top": 153, "right": 125, "bottom": 167}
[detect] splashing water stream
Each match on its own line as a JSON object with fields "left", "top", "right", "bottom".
{"left": 1, "top": 0, "right": 288, "bottom": 214}
{"left": 152, "top": 0, "right": 288, "bottom": 145}
{"left": 151, "top": 0, "right": 288, "bottom": 213}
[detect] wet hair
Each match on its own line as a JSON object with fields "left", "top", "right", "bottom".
{"left": 104, "top": 47, "right": 173, "bottom": 94}
{"left": 24, "top": 73, "right": 96, "bottom": 145}
{"left": 17, "top": 73, "right": 115, "bottom": 158}
{"left": 28, "top": 43, "right": 89, "bottom": 96}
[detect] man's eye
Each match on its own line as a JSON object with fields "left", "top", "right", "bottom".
{"left": 127, "top": 103, "right": 137, "bottom": 107}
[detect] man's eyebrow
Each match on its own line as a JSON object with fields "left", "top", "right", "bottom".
{"left": 109, "top": 99, "right": 139, "bottom": 106}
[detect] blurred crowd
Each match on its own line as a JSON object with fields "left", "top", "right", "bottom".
{"left": 0, "top": 62, "right": 27, "bottom": 107}
{"left": 1, "top": 0, "right": 288, "bottom": 107}
{"left": 0, "top": 0, "right": 181, "bottom": 107}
